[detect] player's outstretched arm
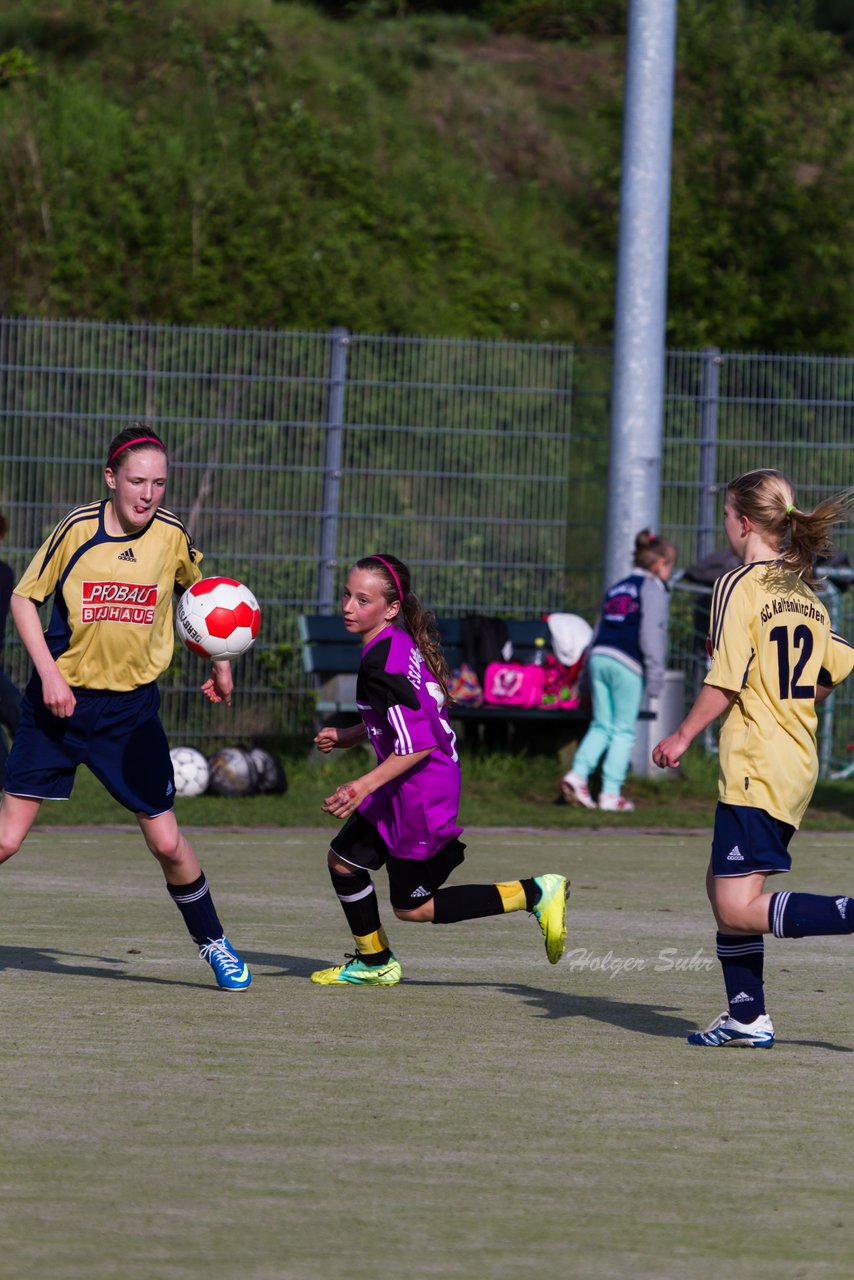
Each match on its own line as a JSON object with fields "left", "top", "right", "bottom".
{"left": 322, "top": 746, "right": 434, "bottom": 819}
{"left": 202, "top": 659, "right": 233, "bottom": 706}
{"left": 314, "top": 723, "right": 369, "bottom": 753}
{"left": 652, "top": 683, "right": 737, "bottom": 769}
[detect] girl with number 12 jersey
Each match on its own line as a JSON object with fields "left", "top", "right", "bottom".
{"left": 654, "top": 468, "right": 854, "bottom": 1047}
{"left": 708, "top": 558, "right": 851, "bottom": 828}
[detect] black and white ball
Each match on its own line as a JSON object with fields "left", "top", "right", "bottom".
{"left": 169, "top": 746, "right": 210, "bottom": 798}
{"left": 207, "top": 747, "right": 259, "bottom": 797}
{"left": 247, "top": 747, "right": 287, "bottom": 795}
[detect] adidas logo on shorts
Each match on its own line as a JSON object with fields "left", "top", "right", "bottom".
{"left": 727, "top": 845, "right": 744, "bottom": 861}
{"left": 410, "top": 885, "right": 430, "bottom": 899}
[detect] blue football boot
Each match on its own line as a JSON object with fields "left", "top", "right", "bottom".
{"left": 200, "top": 936, "right": 252, "bottom": 990}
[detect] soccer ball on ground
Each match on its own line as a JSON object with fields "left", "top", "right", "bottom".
{"left": 207, "top": 746, "right": 259, "bottom": 797}
{"left": 170, "top": 746, "right": 210, "bottom": 798}
{"left": 247, "top": 746, "right": 287, "bottom": 795}
{"left": 176, "top": 578, "right": 261, "bottom": 661}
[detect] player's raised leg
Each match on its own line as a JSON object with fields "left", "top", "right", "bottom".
{"left": 394, "top": 861, "right": 571, "bottom": 965}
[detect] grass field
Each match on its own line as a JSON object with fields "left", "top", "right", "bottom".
{"left": 24, "top": 744, "right": 854, "bottom": 832}
{"left": 2, "top": 824, "right": 854, "bottom": 1279}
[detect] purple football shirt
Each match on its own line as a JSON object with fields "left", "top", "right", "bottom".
{"left": 356, "top": 624, "right": 463, "bottom": 860}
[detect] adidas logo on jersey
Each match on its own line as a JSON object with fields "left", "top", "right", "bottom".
{"left": 118, "top": 548, "right": 137, "bottom": 563}
{"left": 410, "top": 885, "right": 430, "bottom": 899}
{"left": 727, "top": 845, "right": 744, "bottom": 861}
{"left": 730, "top": 991, "right": 753, "bottom": 1004}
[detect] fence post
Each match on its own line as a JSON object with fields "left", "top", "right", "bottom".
{"left": 697, "top": 346, "right": 721, "bottom": 560}
{"left": 317, "top": 327, "right": 349, "bottom": 614}
{"left": 818, "top": 577, "right": 841, "bottom": 776}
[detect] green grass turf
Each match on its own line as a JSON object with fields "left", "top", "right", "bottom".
{"left": 25, "top": 745, "right": 854, "bottom": 832}
{"left": 2, "top": 827, "right": 854, "bottom": 1279}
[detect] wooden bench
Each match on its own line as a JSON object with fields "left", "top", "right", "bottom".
{"left": 298, "top": 614, "right": 591, "bottom": 725}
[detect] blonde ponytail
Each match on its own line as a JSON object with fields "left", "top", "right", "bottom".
{"left": 727, "top": 468, "right": 853, "bottom": 583}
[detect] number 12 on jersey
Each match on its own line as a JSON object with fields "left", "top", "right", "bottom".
{"left": 769, "top": 624, "right": 814, "bottom": 699}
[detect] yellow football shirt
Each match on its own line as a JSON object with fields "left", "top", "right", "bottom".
{"left": 705, "top": 561, "right": 854, "bottom": 828}
{"left": 14, "top": 500, "right": 202, "bottom": 691}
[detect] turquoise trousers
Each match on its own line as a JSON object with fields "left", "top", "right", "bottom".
{"left": 572, "top": 654, "right": 644, "bottom": 795}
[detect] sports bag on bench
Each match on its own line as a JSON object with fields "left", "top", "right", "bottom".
{"left": 483, "top": 662, "right": 545, "bottom": 709}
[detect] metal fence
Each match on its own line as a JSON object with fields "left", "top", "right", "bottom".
{"left": 1, "top": 317, "right": 853, "bottom": 765}
{"left": 662, "top": 347, "right": 854, "bottom": 774}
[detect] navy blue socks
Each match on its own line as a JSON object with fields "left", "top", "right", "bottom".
{"left": 770, "top": 891, "right": 854, "bottom": 938}
{"left": 167, "top": 872, "right": 224, "bottom": 945}
{"left": 716, "top": 932, "right": 766, "bottom": 1020}
{"left": 713, "top": 893, "right": 854, "bottom": 1024}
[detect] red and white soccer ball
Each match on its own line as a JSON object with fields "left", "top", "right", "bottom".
{"left": 175, "top": 577, "right": 261, "bottom": 661}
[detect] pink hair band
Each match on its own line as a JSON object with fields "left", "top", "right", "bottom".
{"left": 370, "top": 556, "right": 404, "bottom": 603}
{"left": 108, "top": 436, "right": 165, "bottom": 465}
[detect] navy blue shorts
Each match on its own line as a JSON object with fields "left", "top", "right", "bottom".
{"left": 330, "top": 811, "right": 466, "bottom": 911}
{"left": 4, "top": 677, "right": 175, "bottom": 817}
{"left": 710, "top": 802, "right": 794, "bottom": 878}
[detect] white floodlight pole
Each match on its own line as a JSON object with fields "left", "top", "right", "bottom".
{"left": 604, "top": 0, "right": 678, "bottom": 586}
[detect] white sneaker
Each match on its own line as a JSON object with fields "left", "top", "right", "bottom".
{"left": 561, "top": 772, "right": 596, "bottom": 809}
{"left": 598, "top": 793, "right": 635, "bottom": 812}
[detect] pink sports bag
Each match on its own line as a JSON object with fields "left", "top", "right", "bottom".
{"left": 483, "top": 662, "right": 546, "bottom": 709}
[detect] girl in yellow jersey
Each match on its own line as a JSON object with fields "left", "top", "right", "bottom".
{"left": 0, "top": 428, "right": 251, "bottom": 990}
{"left": 654, "top": 468, "right": 854, "bottom": 1047}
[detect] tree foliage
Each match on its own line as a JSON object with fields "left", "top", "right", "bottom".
{"left": 667, "top": 0, "right": 854, "bottom": 351}
{"left": 0, "top": 0, "right": 851, "bottom": 351}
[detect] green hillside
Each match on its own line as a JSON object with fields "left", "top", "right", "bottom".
{"left": 0, "top": 0, "right": 851, "bottom": 349}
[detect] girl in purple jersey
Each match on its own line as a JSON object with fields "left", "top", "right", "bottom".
{"left": 311, "top": 553, "right": 570, "bottom": 986}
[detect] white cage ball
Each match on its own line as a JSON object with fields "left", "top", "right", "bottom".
{"left": 169, "top": 746, "right": 210, "bottom": 798}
